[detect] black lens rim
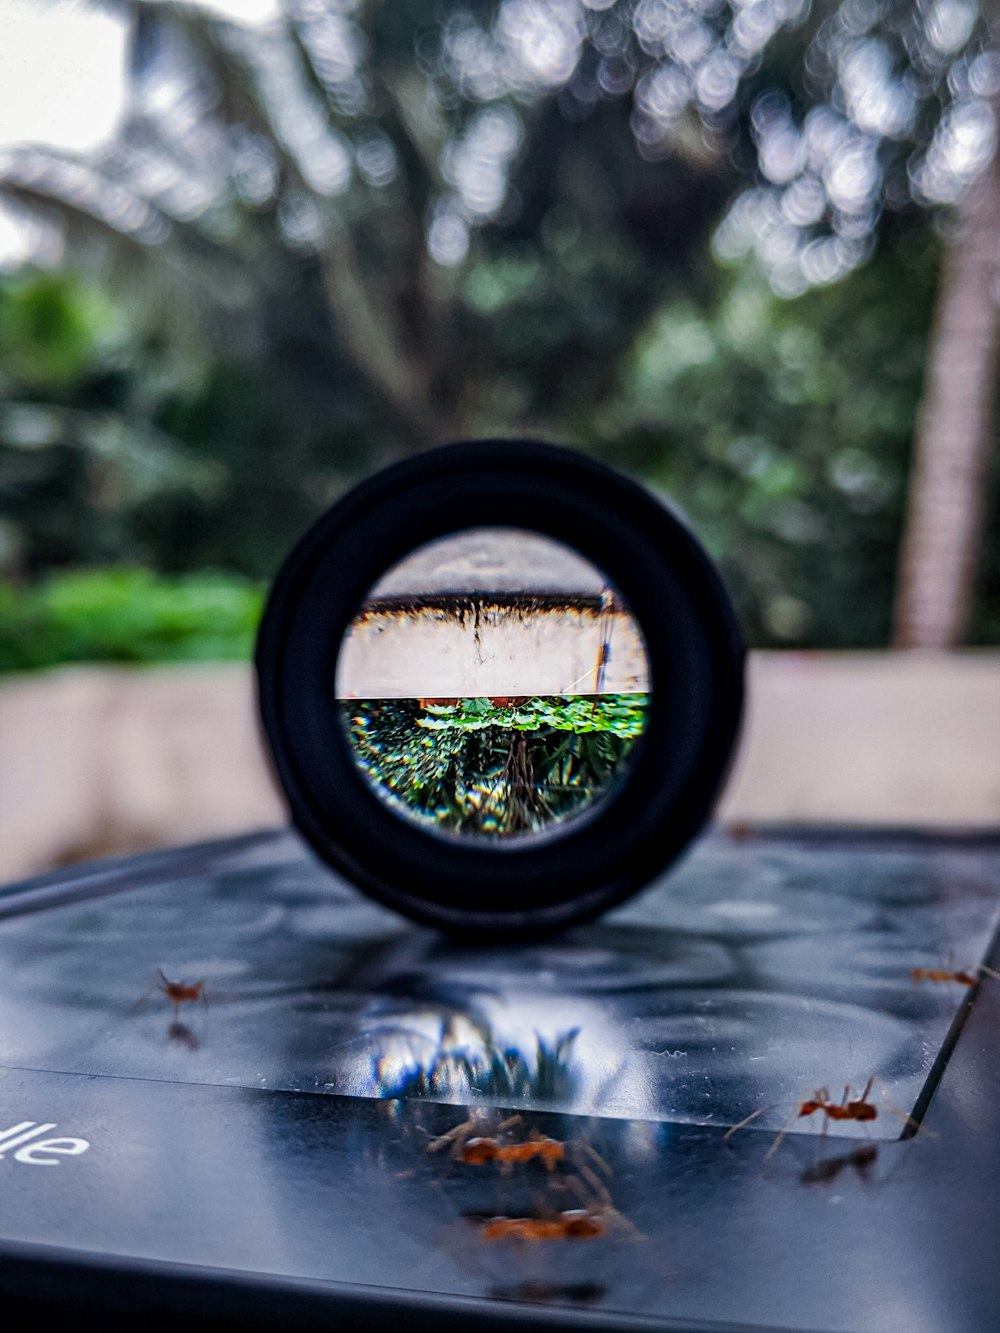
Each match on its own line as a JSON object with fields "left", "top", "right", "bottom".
{"left": 255, "top": 439, "right": 744, "bottom": 936}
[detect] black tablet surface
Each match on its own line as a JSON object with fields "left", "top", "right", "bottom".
{"left": 0, "top": 827, "right": 998, "bottom": 1331}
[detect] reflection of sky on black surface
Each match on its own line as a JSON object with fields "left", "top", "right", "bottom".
{"left": 0, "top": 830, "right": 997, "bottom": 1141}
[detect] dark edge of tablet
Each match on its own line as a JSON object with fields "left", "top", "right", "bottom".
{"left": 0, "top": 1236, "right": 796, "bottom": 1333}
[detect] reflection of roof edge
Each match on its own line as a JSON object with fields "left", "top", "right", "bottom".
{"left": 358, "top": 592, "right": 622, "bottom": 617}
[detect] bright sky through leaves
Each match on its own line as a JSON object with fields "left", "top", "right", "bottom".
{"left": 0, "top": 0, "right": 127, "bottom": 265}
{"left": 0, "top": 1, "right": 127, "bottom": 153}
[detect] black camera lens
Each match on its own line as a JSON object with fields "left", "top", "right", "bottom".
{"left": 255, "top": 439, "right": 744, "bottom": 936}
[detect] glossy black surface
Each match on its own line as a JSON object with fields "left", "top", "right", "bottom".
{"left": 1, "top": 829, "right": 997, "bottom": 1136}
{"left": 0, "top": 829, "right": 998, "bottom": 1331}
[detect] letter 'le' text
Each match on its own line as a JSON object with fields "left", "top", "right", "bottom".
{"left": 0, "top": 1121, "right": 90, "bottom": 1165}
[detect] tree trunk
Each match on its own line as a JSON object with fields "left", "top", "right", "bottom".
{"left": 892, "top": 131, "right": 1000, "bottom": 648}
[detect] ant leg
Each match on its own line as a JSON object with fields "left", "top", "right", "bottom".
{"left": 427, "top": 1118, "right": 476, "bottom": 1155}
{"left": 574, "top": 1157, "right": 613, "bottom": 1208}
{"left": 561, "top": 1173, "right": 637, "bottom": 1238}
{"left": 817, "top": 1111, "right": 830, "bottom": 1158}
{"left": 764, "top": 1106, "right": 803, "bottom": 1164}
{"left": 128, "top": 976, "right": 159, "bottom": 1016}
{"left": 978, "top": 965, "right": 1000, "bottom": 982}
{"left": 723, "top": 1103, "right": 780, "bottom": 1142}
{"left": 574, "top": 1139, "right": 613, "bottom": 1180}
{"left": 564, "top": 1172, "right": 596, "bottom": 1209}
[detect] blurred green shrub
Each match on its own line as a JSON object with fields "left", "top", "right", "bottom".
{"left": 0, "top": 568, "right": 263, "bottom": 672}
{"left": 0, "top": 272, "right": 119, "bottom": 389}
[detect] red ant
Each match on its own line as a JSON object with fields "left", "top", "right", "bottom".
{"left": 912, "top": 963, "right": 1000, "bottom": 987}
{"left": 427, "top": 1113, "right": 522, "bottom": 1158}
{"left": 427, "top": 1114, "right": 635, "bottom": 1243}
{"left": 481, "top": 1210, "right": 604, "bottom": 1242}
{"left": 725, "top": 1076, "right": 888, "bottom": 1161}
{"left": 800, "top": 1077, "right": 878, "bottom": 1126}
{"left": 461, "top": 1132, "right": 565, "bottom": 1170}
{"left": 430, "top": 1116, "right": 566, "bottom": 1173}
{"left": 134, "top": 969, "right": 207, "bottom": 1021}
{"left": 429, "top": 1116, "right": 584, "bottom": 1176}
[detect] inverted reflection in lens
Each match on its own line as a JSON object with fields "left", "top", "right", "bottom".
{"left": 334, "top": 528, "right": 650, "bottom": 840}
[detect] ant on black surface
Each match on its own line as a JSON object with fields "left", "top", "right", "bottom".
{"left": 133, "top": 968, "right": 207, "bottom": 1021}
{"left": 461, "top": 1131, "right": 565, "bottom": 1170}
{"left": 724, "top": 1076, "right": 902, "bottom": 1162}
{"left": 429, "top": 1113, "right": 565, "bottom": 1171}
{"left": 912, "top": 963, "right": 1000, "bottom": 987}
{"left": 429, "top": 1114, "right": 604, "bottom": 1179}
{"left": 480, "top": 1210, "right": 604, "bottom": 1242}
{"left": 428, "top": 1111, "right": 632, "bottom": 1243}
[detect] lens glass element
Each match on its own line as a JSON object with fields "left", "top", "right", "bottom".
{"left": 334, "top": 527, "right": 650, "bottom": 840}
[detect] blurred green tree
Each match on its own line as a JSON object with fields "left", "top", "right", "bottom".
{"left": 592, "top": 223, "right": 944, "bottom": 646}
{"left": 893, "top": 88, "right": 1000, "bottom": 648}
{"left": 0, "top": 267, "right": 223, "bottom": 577}
{"left": 0, "top": 0, "right": 996, "bottom": 650}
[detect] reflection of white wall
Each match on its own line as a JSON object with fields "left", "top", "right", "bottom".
{"left": 335, "top": 603, "right": 650, "bottom": 699}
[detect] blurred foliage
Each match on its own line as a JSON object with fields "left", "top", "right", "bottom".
{"left": 589, "top": 224, "right": 965, "bottom": 647}
{"left": 0, "top": 567, "right": 263, "bottom": 671}
{"left": 0, "top": 272, "right": 115, "bottom": 388}
{"left": 0, "top": 0, "right": 998, "bottom": 662}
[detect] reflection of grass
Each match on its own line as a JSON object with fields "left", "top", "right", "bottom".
{"left": 382, "top": 1024, "right": 581, "bottom": 1105}
{"left": 342, "top": 694, "right": 648, "bottom": 835}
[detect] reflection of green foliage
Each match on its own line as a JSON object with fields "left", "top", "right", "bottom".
{"left": 0, "top": 568, "right": 263, "bottom": 671}
{"left": 384, "top": 1024, "right": 580, "bottom": 1106}
{"left": 420, "top": 694, "right": 646, "bottom": 739}
{"left": 344, "top": 695, "right": 647, "bottom": 836}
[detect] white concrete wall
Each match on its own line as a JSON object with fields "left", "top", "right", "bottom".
{"left": 2, "top": 652, "right": 998, "bottom": 883}
{"left": 722, "top": 651, "right": 1000, "bottom": 827}
{"left": 0, "top": 665, "right": 281, "bottom": 879}
{"left": 336, "top": 604, "right": 649, "bottom": 699}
